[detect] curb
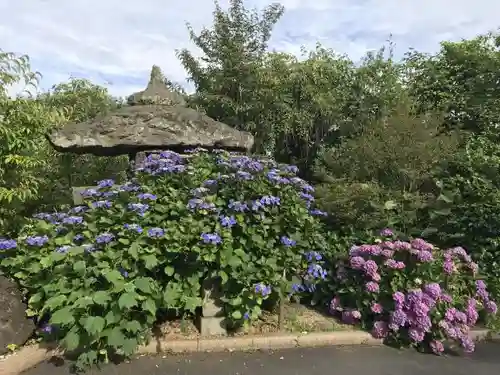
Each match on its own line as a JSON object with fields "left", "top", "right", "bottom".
{"left": 0, "top": 329, "right": 493, "bottom": 375}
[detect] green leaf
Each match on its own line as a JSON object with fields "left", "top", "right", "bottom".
{"left": 163, "top": 284, "right": 180, "bottom": 305}
{"left": 63, "top": 331, "right": 80, "bottom": 351}
{"left": 118, "top": 238, "right": 130, "bottom": 245}
{"left": 164, "top": 265, "right": 175, "bottom": 276}
{"left": 104, "top": 309, "right": 121, "bottom": 325}
{"left": 28, "top": 292, "right": 44, "bottom": 305}
{"left": 122, "top": 338, "right": 138, "bottom": 356}
{"left": 124, "top": 320, "right": 142, "bottom": 333}
{"left": 93, "top": 291, "right": 111, "bottom": 305}
{"left": 83, "top": 316, "right": 106, "bottom": 335}
{"left": 118, "top": 292, "right": 138, "bottom": 310}
{"left": 128, "top": 241, "right": 140, "bottom": 259}
{"left": 231, "top": 310, "right": 242, "bottom": 319}
{"left": 218, "top": 270, "right": 228, "bottom": 284}
{"left": 134, "top": 277, "right": 152, "bottom": 294}
{"left": 73, "top": 260, "right": 86, "bottom": 273}
{"left": 73, "top": 296, "right": 94, "bottom": 309}
{"left": 50, "top": 306, "right": 75, "bottom": 325}
{"left": 142, "top": 254, "right": 158, "bottom": 269}
{"left": 106, "top": 327, "right": 125, "bottom": 347}
{"left": 44, "top": 294, "right": 67, "bottom": 310}
{"left": 142, "top": 298, "right": 157, "bottom": 316}
{"left": 104, "top": 269, "right": 124, "bottom": 285}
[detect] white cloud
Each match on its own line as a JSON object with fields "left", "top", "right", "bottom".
{"left": 1, "top": 0, "right": 499, "bottom": 97}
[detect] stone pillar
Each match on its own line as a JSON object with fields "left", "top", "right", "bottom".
{"left": 198, "top": 278, "right": 227, "bottom": 336}
{"left": 71, "top": 186, "right": 98, "bottom": 205}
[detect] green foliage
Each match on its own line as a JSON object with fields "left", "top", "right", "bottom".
{"left": 422, "top": 133, "right": 500, "bottom": 311}
{"left": 1, "top": 149, "right": 329, "bottom": 369}
{"left": 314, "top": 101, "right": 459, "bottom": 234}
{"left": 0, "top": 50, "right": 66, "bottom": 235}
{"left": 405, "top": 32, "right": 500, "bottom": 134}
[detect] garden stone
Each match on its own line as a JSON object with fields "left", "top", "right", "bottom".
{"left": 45, "top": 65, "right": 254, "bottom": 157}
{"left": 198, "top": 278, "right": 226, "bottom": 336}
{"left": 0, "top": 275, "right": 35, "bottom": 354}
{"left": 71, "top": 186, "right": 98, "bottom": 205}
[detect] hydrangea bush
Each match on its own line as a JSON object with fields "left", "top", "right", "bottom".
{"left": 314, "top": 229, "right": 497, "bottom": 354}
{"left": 0, "top": 149, "right": 329, "bottom": 369}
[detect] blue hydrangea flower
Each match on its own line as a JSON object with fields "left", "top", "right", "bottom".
{"left": 235, "top": 171, "right": 253, "bottom": 180}
{"left": 307, "top": 264, "right": 327, "bottom": 279}
{"left": 291, "top": 283, "right": 305, "bottom": 293}
{"left": 56, "top": 245, "right": 71, "bottom": 254}
{"left": 305, "top": 251, "right": 322, "bottom": 262}
{"left": 251, "top": 200, "right": 264, "bottom": 211}
{"left": 254, "top": 283, "right": 272, "bottom": 297}
{"left": 220, "top": 215, "right": 237, "bottom": 228}
{"left": 137, "top": 193, "right": 157, "bottom": 200}
{"left": 128, "top": 203, "right": 149, "bottom": 215}
{"left": 91, "top": 200, "right": 112, "bottom": 209}
{"left": 147, "top": 227, "right": 165, "bottom": 238}
{"left": 280, "top": 236, "right": 296, "bottom": 247}
{"left": 83, "top": 244, "right": 96, "bottom": 253}
{"left": 71, "top": 206, "right": 88, "bottom": 214}
{"left": 228, "top": 200, "right": 248, "bottom": 212}
{"left": 80, "top": 188, "right": 101, "bottom": 198}
{"left": 200, "top": 233, "right": 222, "bottom": 245}
{"left": 25, "top": 235, "right": 49, "bottom": 247}
{"left": 96, "top": 233, "right": 114, "bottom": 244}
{"left": 191, "top": 187, "right": 209, "bottom": 197}
{"left": 259, "top": 195, "right": 280, "bottom": 206}
{"left": 300, "top": 192, "right": 314, "bottom": 201}
{"left": 203, "top": 179, "right": 217, "bottom": 187}
{"left": 0, "top": 238, "right": 17, "bottom": 250}
{"left": 119, "top": 183, "right": 141, "bottom": 192}
{"left": 124, "top": 223, "right": 143, "bottom": 233}
{"left": 62, "top": 216, "right": 84, "bottom": 225}
{"left": 97, "top": 179, "right": 115, "bottom": 188}
{"left": 309, "top": 209, "right": 327, "bottom": 217}
{"left": 73, "top": 233, "right": 85, "bottom": 242}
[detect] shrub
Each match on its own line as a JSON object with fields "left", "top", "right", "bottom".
{"left": 422, "top": 133, "right": 500, "bottom": 315}
{"left": 313, "top": 229, "right": 497, "bottom": 354}
{"left": 0, "top": 149, "right": 329, "bottom": 369}
{"left": 315, "top": 180, "right": 429, "bottom": 235}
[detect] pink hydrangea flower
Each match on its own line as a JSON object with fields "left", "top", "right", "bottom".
{"left": 371, "top": 302, "right": 383, "bottom": 314}
{"left": 430, "top": 340, "right": 444, "bottom": 355}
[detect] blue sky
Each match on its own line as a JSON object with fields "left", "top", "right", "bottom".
{"left": 1, "top": 0, "right": 499, "bottom": 97}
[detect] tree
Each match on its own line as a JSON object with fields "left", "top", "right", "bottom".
{"left": 177, "top": 0, "right": 284, "bottom": 154}
{"left": 404, "top": 32, "right": 500, "bottom": 134}
{"left": 36, "top": 78, "right": 128, "bottom": 200}
{"left": 0, "top": 50, "right": 66, "bottom": 235}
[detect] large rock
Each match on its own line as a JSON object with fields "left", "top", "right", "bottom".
{"left": 0, "top": 276, "right": 35, "bottom": 354}
{"left": 45, "top": 65, "right": 254, "bottom": 156}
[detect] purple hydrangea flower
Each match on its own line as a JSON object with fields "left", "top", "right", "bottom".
{"left": 365, "top": 281, "right": 380, "bottom": 293}
{"left": 379, "top": 228, "right": 394, "bottom": 237}
{"left": 372, "top": 320, "right": 389, "bottom": 338}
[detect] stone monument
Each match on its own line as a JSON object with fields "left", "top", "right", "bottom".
{"left": 45, "top": 65, "right": 255, "bottom": 336}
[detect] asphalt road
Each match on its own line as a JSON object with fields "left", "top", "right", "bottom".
{"left": 23, "top": 341, "right": 500, "bottom": 375}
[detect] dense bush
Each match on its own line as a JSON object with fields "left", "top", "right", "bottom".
{"left": 314, "top": 102, "right": 459, "bottom": 235}
{"left": 0, "top": 149, "right": 329, "bottom": 369}
{"left": 312, "top": 229, "right": 497, "bottom": 353}
{"left": 423, "top": 133, "right": 500, "bottom": 316}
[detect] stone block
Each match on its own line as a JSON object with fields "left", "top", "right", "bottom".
{"left": 71, "top": 186, "right": 98, "bottom": 205}
{"left": 198, "top": 316, "right": 227, "bottom": 337}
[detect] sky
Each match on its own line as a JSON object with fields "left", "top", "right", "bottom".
{"left": 1, "top": 0, "right": 499, "bottom": 98}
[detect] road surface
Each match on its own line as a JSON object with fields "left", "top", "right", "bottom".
{"left": 23, "top": 341, "right": 500, "bottom": 375}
